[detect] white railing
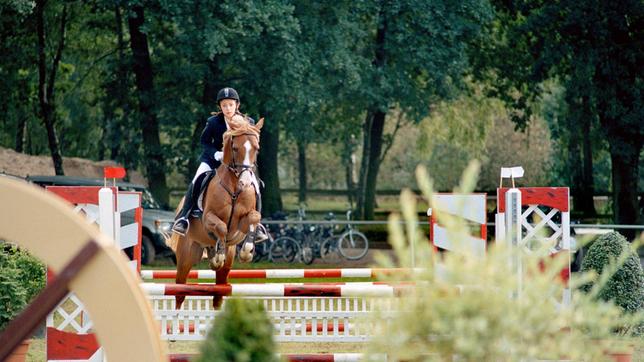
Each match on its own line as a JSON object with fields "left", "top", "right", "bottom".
{"left": 152, "top": 296, "right": 395, "bottom": 342}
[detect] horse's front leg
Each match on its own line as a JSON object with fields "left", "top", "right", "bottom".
{"left": 203, "top": 211, "right": 227, "bottom": 269}
{"left": 237, "top": 210, "right": 261, "bottom": 263}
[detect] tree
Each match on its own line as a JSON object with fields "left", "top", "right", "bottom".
{"left": 126, "top": 3, "right": 169, "bottom": 206}
{"left": 354, "top": 0, "right": 494, "bottom": 219}
{"left": 483, "top": 0, "right": 642, "bottom": 229}
{"left": 35, "top": 0, "right": 69, "bottom": 175}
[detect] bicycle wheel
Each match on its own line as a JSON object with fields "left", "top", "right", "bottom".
{"left": 269, "top": 236, "right": 301, "bottom": 263}
{"left": 301, "top": 244, "right": 315, "bottom": 265}
{"left": 252, "top": 241, "right": 269, "bottom": 262}
{"left": 337, "top": 230, "right": 369, "bottom": 260}
{"left": 320, "top": 237, "right": 342, "bottom": 264}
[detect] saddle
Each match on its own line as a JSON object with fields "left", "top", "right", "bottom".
{"left": 190, "top": 170, "right": 262, "bottom": 219}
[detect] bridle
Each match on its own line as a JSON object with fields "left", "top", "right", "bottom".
{"left": 218, "top": 132, "right": 260, "bottom": 234}
{"left": 223, "top": 133, "right": 258, "bottom": 179}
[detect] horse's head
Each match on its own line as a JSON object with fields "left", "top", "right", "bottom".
{"left": 222, "top": 117, "right": 264, "bottom": 188}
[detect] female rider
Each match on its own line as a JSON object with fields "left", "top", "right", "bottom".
{"left": 172, "top": 87, "right": 263, "bottom": 239}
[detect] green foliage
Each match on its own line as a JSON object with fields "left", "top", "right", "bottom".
{"left": 195, "top": 298, "right": 279, "bottom": 362}
{"left": 0, "top": 245, "right": 27, "bottom": 331}
{"left": 0, "top": 244, "right": 46, "bottom": 331}
{"left": 580, "top": 232, "right": 644, "bottom": 314}
{"left": 367, "top": 163, "right": 643, "bottom": 360}
{"left": 12, "top": 248, "right": 47, "bottom": 303}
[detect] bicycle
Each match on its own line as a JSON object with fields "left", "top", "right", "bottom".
{"left": 329, "top": 210, "right": 370, "bottom": 261}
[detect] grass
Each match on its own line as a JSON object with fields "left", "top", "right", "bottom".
{"left": 26, "top": 337, "right": 368, "bottom": 361}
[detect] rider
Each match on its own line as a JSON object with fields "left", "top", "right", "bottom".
{"left": 172, "top": 87, "right": 265, "bottom": 241}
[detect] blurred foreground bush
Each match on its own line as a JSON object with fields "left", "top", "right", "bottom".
{"left": 367, "top": 162, "right": 643, "bottom": 361}
{"left": 195, "top": 298, "right": 278, "bottom": 362}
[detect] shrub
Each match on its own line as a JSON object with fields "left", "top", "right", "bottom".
{"left": 195, "top": 298, "right": 279, "bottom": 362}
{"left": 580, "top": 231, "right": 644, "bottom": 314}
{"left": 0, "top": 245, "right": 28, "bottom": 332}
{"left": 13, "top": 248, "right": 46, "bottom": 303}
{"left": 366, "top": 162, "right": 643, "bottom": 361}
{"left": 0, "top": 244, "right": 46, "bottom": 332}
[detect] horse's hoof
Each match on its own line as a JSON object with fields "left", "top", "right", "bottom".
{"left": 209, "top": 253, "right": 225, "bottom": 269}
{"left": 239, "top": 252, "right": 253, "bottom": 263}
{"left": 242, "top": 241, "right": 254, "bottom": 254}
{"left": 239, "top": 242, "right": 254, "bottom": 263}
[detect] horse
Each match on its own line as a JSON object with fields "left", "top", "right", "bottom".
{"left": 166, "top": 117, "right": 264, "bottom": 309}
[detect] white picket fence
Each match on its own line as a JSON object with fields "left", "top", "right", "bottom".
{"left": 153, "top": 295, "right": 395, "bottom": 342}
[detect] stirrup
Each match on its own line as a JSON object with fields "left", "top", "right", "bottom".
{"left": 172, "top": 217, "right": 189, "bottom": 236}
{"left": 254, "top": 224, "right": 269, "bottom": 243}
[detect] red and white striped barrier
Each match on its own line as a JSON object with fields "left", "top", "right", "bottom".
{"left": 427, "top": 193, "right": 487, "bottom": 256}
{"left": 142, "top": 282, "right": 411, "bottom": 297}
{"left": 496, "top": 186, "right": 571, "bottom": 304}
{"left": 141, "top": 267, "right": 418, "bottom": 280}
{"left": 169, "top": 353, "right": 378, "bottom": 362}
{"left": 45, "top": 185, "right": 143, "bottom": 362}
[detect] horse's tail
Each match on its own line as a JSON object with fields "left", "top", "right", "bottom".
{"left": 164, "top": 198, "right": 183, "bottom": 253}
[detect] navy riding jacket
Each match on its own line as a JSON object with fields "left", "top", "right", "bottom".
{"left": 199, "top": 113, "right": 255, "bottom": 169}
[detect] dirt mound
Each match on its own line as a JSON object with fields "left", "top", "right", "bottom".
{"left": 0, "top": 146, "right": 146, "bottom": 184}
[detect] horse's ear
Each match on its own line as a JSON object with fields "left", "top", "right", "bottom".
{"left": 256, "top": 117, "right": 264, "bottom": 130}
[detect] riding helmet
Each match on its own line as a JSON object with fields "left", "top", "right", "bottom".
{"left": 216, "top": 87, "right": 240, "bottom": 103}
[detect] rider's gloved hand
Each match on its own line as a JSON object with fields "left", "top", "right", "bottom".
{"left": 214, "top": 151, "right": 223, "bottom": 161}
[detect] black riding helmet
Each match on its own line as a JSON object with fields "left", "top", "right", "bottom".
{"left": 216, "top": 87, "right": 240, "bottom": 104}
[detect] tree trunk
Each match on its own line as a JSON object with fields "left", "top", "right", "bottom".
{"left": 36, "top": 0, "right": 66, "bottom": 175}
{"left": 356, "top": 111, "right": 372, "bottom": 218}
{"left": 568, "top": 128, "right": 585, "bottom": 214}
{"left": 358, "top": 5, "right": 388, "bottom": 220}
{"left": 127, "top": 4, "right": 168, "bottom": 206}
{"left": 342, "top": 133, "right": 357, "bottom": 209}
{"left": 608, "top": 137, "right": 641, "bottom": 240}
{"left": 188, "top": 68, "right": 218, "bottom": 181}
{"left": 297, "top": 140, "right": 307, "bottom": 204}
{"left": 15, "top": 117, "right": 26, "bottom": 153}
{"left": 257, "top": 112, "right": 282, "bottom": 215}
{"left": 363, "top": 110, "right": 387, "bottom": 219}
{"left": 579, "top": 113, "right": 597, "bottom": 216}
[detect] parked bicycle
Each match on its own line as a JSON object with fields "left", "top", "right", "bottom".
{"left": 268, "top": 210, "right": 301, "bottom": 263}
{"left": 323, "top": 210, "right": 370, "bottom": 261}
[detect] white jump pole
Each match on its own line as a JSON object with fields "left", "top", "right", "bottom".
{"left": 98, "top": 187, "right": 115, "bottom": 244}
{"left": 500, "top": 167, "right": 524, "bottom": 298}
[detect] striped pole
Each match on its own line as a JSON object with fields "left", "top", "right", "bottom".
{"left": 170, "top": 281, "right": 417, "bottom": 286}
{"left": 141, "top": 268, "right": 421, "bottom": 280}
{"left": 141, "top": 282, "right": 411, "bottom": 297}
{"left": 169, "top": 353, "right": 382, "bottom": 362}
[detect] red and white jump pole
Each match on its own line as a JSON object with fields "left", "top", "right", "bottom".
{"left": 140, "top": 267, "right": 419, "bottom": 280}
{"left": 141, "top": 282, "right": 413, "bottom": 297}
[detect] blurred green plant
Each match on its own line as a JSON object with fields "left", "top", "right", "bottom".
{"left": 0, "top": 243, "right": 46, "bottom": 332}
{"left": 195, "top": 298, "right": 279, "bottom": 362}
{"left": 367, "top": 161, "right": 643, "bottom": 361}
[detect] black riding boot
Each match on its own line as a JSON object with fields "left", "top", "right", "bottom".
{"left": 254, "top": 192, "right": 269, "bottom": 243}
{"left": 172, "top": 183, "right": 196, "bottom": 235}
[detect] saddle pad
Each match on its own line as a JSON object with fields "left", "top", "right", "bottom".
{"left": 196, "top": 171, "right": 216, "bottom": 212}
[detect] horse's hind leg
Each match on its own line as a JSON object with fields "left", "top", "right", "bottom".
{"left": 212, "top": 245, "right": 236, "bottom": 309}
{"left": 174, "top": 237, "right": 203, "bottom": 309}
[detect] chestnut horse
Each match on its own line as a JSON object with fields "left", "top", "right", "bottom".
{"left": 166, "top": 118, "right": 263, "bottom": 309}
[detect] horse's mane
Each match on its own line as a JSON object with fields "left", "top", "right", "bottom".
{"left": 223, "top": 118, "right": 261, "bottom": 144}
